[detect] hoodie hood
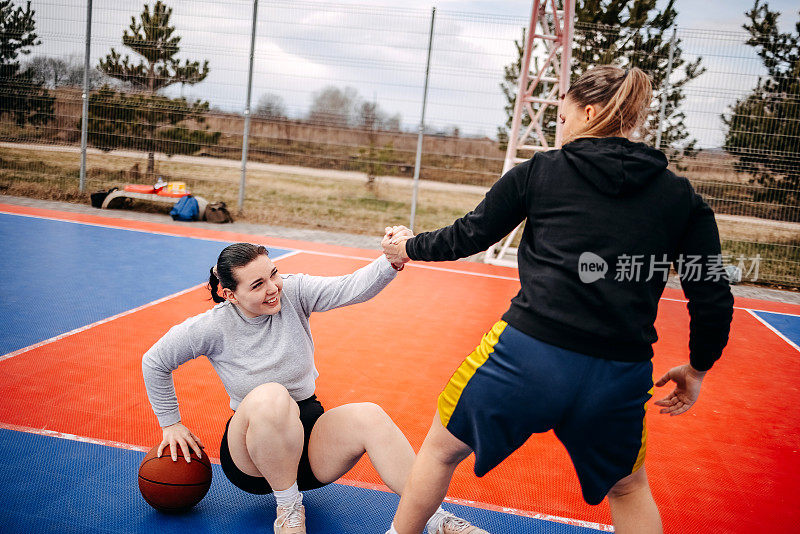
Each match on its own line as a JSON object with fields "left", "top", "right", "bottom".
{"left": 561, "top": 137, "right": 668, "bottom": 197}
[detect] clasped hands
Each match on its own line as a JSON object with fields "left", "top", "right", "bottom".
{"left": 382, "top": 225, "right": 413, "bottom": 270}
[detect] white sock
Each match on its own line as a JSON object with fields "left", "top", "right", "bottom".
{"left": 385, "top": 524, "right": 399, "bottom": 534}
{"left": 274, "top": 481, "right": 301, "bottom": 508}
{"left": 426, "top": 506, "right": 450, "bottom": 533}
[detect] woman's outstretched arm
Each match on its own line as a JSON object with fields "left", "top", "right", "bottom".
{"left": 293, "top": 254, "right": 401, "bottom": 316}
{"left": 402, "top": 159, "right": 530, "bottom": 262}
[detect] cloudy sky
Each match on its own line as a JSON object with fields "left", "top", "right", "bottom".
{"left": 29, "top": 0, "right": 799, "bottom": 148}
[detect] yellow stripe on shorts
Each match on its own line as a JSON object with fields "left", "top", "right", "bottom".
{"left": 631, "top": 386, "right": 654, "bottom": 473}
{"left": 438, "top": 320, "right": 508, "bottom": 428}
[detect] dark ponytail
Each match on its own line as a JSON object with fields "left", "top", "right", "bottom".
{"left": 209, "top": 268, "right": 224, "bottom": 303}
{"left": 208, "top": 243, "right": 269, "bottom": 303}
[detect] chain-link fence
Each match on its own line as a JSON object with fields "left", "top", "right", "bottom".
{"left": 1, "top": 0, "right": 798, "bottom": 285}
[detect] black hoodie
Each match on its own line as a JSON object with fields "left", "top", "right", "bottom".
{"left": 405, "top": 137, "right": 734, "bottom": 371}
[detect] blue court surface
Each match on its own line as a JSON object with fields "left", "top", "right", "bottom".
{"left": 0, "top": 210, "right": 610, "bottom": 533}
{"left": 0, "top": 430, "right": 599, "bottom": 534}
{"left": 751, "top": 310, "right": 800, "bottom": 347}
{"left": 0, "top": 213, "right": 289, "bottom": 355}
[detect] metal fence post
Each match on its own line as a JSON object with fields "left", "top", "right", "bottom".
{"left": 238, "top": 0, "right": 259, "bottom": 214}
{"left": 655, "top": 27, "right": 677, "bottom": 150}
{"left": 409, "top": 7, "right": 436, "bottom": 233}
{"left": 79, "top": 0, "right": 93, "bottom": 193}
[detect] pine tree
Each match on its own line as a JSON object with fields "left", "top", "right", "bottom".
{"left": 86, "top": 86, "right": 220, "bottom": 157}
{"left": 496, "top": 28, "right": 526, "bottom": 151}
{"left": 0, "top": 0, "right": 53, "bottom": 126}
{"left": 723, "top": 1, "right": 799, "bottom": 212}
{"left": 498, "top": 0, "right": 703, "bottom": 156}
{"left": 94, "top": 1, "right": 216, "bottom": 176}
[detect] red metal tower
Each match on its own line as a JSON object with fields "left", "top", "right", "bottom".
{"left": 484, "top": 0, "right": 575, "bottom": 267}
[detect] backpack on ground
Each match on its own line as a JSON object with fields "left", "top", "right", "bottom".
{"left": 204, "top": 201, "right": 233, "bottom": 224}
{"left": 170, "top": 195, "right": 199, "bottom": 221}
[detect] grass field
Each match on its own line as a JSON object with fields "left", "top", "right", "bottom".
{"left": 0, "top": 145, "right": 485, "bottom": 236}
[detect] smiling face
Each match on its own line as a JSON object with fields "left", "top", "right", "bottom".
{"left": 221, "top": 255, "right": 283, "bottom": 318}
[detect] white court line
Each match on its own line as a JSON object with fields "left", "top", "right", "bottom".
{"left": 0, "top": 422, "right": 150, "bottom": 453}
{"left": 8, "top": 209, "right": 800, "bottom": 293}
{"left": 442, "top": 497, "right": 613, "bottom": 532}
{"left": 338, "top": 478, "right": 611, "bottom": 531}
{"left": 1, "top": 210, "right": 241, "bottom": 244}
{"left": 0, "top": 250, "right": 299, "bottom": 363}
{"left": 11, "top": 208, "right": 800, "bottom": 292}
{"left": 739, "top": 306, "right": 800, "bottom": 318}
{"left": 271, "top": 250, "right": 302, "bottom": 262}
{"left": 0, "top": 422, "right": 611, "bottom": 532}
{"left": 745, "top": 309, "right": 800, "bottom": 353}
{"left": 289, "top": 248, "right": 520, "bottom": 281}
{"left": 662, "top": 296, "right": 800, "bottom": 352}
{"left": 661, "top": 296, "right": 800, "bottom": 318}
{"left": 0, "top": 208, "right": 521, "bottom": 281}
{"left": 4, "top": 209, "right": 799, "bottom": 351}
{"left": 0, "top": 283, "right": 204, "bottom": 363}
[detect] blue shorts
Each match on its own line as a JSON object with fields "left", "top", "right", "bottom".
{"left": 438, "top": 320, "right": 653, "bottom": 505}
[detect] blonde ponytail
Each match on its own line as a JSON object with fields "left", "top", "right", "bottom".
{"left": 562, "top": 65, "right": 653, "bottom": 145}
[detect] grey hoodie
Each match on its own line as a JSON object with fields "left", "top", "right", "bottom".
{"left": 142, "top": 256, "right": 397, "bottom": 427}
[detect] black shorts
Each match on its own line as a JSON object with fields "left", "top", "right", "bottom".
{"left": 219, "top": 395, "right": 328, "bottom": 495}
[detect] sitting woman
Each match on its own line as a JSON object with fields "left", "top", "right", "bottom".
{"left": 142, "top": 240, "right": 485, "bottom": 534}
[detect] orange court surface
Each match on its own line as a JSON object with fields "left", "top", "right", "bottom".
{"left": 0, "top": 202, "right": 798, "bottom": 533}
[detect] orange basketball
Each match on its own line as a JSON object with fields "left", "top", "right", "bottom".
{"left": 138, "top": 444, "right": 212, "bottom": 512}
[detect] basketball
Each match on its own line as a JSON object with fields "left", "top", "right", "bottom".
{"left": 138, "top": 444, "right": 212, "bottom": 512}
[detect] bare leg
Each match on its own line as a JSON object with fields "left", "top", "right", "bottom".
{"left": 392, "top": 413, "right": 473, "bottom": 534}
{"left": 607, "top": 467, "right": 663, "bottom": 534}
{"left": 227, "top": 382, "right": 304, "bottom": 491}
{"left": 307, "top": 402, "right": 415, "bottom": 494}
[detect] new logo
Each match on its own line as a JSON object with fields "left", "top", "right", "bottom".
{"left": 578, "top": 252, "right": 607, "bottom": 283}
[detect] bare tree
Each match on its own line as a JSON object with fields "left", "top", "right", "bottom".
{"left": 383, "top": 113, "right": 401, "bottom": 132}
{"left": 25, "top": 55, "right": 106, "bottom": 88}
{"left": 356, "top": 100, "right": 379, "bottom": 130}
{"left": 308, "top": 85, "right": 359, "bottom": 126}
{"left": 254, "top": 92, "right": 287, "bottom": 119}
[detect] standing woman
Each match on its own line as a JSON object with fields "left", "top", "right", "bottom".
{"left": 142, "top": 240, "right": 481, "bottom": 534}
{"left": 382, "top": 66, "right": 734, "bottom": 534}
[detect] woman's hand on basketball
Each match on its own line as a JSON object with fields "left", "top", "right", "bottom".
{"left": 159, "top": 422, "right": 205, "bottom": 462}
{"left": 654, "top": 364, "right": 706, "bottom": 416}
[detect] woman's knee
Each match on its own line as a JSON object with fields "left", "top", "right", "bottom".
{"left": 423, "top": 413, "right": 473, "bottom": 465}
{"left": 608, "top": 467, "right": 649, "bottom": 499}
{"left": 239, "top": 382, "right": 298, "bottom": 425}
{"left": 349, "top": 402, "right": 394, "bottom": 432}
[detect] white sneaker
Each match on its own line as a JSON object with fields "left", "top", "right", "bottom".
{"left": 432, "top": 510, "right": 490, "bottom": 534}
{"left": 274, "top": 496, "right": 306, "bottom": 534}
